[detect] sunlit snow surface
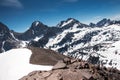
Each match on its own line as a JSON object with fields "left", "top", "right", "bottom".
{"left": 61, "top": 19, "right": 74, "bottom": 27}
{"left": 98, "top": 41, "right": 120, "bottom": 70}
{"left": 46, "top": 24, "right": 120, "bottom": 70}
{"left": 0, "top": 48, "right": 53, "bottom": 80}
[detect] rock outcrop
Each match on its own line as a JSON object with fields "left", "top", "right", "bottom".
{"left": 20, "top": 58, "right": 120, "bottom": 80}
{"left": 29, "top": 47, "right": 68, "bottom": 65}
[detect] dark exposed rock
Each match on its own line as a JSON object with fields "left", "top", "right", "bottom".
{"left": 89, "top": 23, "right": 96, "bottom": 27}
{"left": 13, "top": 21, "right": 49, "bottom": 40}
{"left": 88, "top": 55, "right": 100, "bottom": 64}
{"left": 96, "top": 18, "right": 111, "bottom": 27}
{"left": 0, "top": 22, "right": 19, "bottom": 53}
{"left": 29, "top": 47, "right": 67, "bottom": 65}
{"left": 63, "top": 58, "right": 71, "bottom": 64}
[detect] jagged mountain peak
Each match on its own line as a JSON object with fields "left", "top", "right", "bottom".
{"left": 31, "top": 21, "right": 47, "bottom": 28}
{"left": 66, "top": 18, "right": 79, "bottom": 22}
{"left": 0, "top": 22, "right": 12, "bottom": 39}
{"left": 89, "top": 18, "right": 120, "bottom": 28}
{"left": 89, "top": 22, "right": 96, "bottom": 27}
{"left": 96, "top": 18, "right": 111, "bottom": 27}
{"left": 57, "top": 18, "right": 80, "bottom": 28}
{"left": 0, "top": 22, "right": 10, "bottom": 32}
{"left": 29, "top": 20, "right": 48, "bottom": 34}
{"left": 15, "top": 21, "right": 49, "bottom": 40}
{"left": 0, "top": 22, "right": 20, "bottom": 53}
{"left": 33, "top": 21, "right": 41, "bottom": 26}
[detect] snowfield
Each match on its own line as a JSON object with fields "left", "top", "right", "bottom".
{"left": 46, "top": 24, "right": 120, "bottom": 70}
{"left": 98, "top": 40, "right": 120, "bottom": 70}
{"left": 0, "top": 48, "right": 53, "bottom": 80}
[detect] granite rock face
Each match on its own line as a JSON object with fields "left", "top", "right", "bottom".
{"left": 20, "top": 58, "right": 120, "bottom": 80}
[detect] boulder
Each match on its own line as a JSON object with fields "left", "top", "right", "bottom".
{"left": 52, "top": 60, "right": 66, "bottom": 70}
{"left": 63, "top": 58, "right": 71, "bottom": 64}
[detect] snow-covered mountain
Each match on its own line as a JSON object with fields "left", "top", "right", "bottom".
{"left": 0, "top": 22, "right": 20, "bottom": 53}
{"left": 1, "top": 18, "right": 120, "bottom": 70}
{"left": 13, "top": 21, "right": 49, "bottom": 40}
{"left": 0, "top": 48, "right": 52, "bottom": 80}
{"left": 28, "top": 18, "right": 120, "bottom": 70}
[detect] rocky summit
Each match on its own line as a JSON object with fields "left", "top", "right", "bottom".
{"left": 20, "top": 58, "right": 120, "bottom": 80}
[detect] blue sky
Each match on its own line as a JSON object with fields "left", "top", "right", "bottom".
{"left": 0, "top": 0, "right": 120, "bottom": 32}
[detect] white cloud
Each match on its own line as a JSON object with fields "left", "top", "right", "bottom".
{"left": 64, "top": 0, "right": 78, "bottom": 3}
{"left": 0, "top": 0, "right": 23, "bottom": 8}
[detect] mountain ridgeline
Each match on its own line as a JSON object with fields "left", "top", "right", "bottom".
{"left": 0, "top": 22, "right": 20, "bottom": 53}
{"left": 1, "top": 18, "right": 120, "bottom": 69}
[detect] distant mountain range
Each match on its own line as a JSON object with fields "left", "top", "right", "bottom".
{"left": 0, "top": 18, "right": 120, "bottom": 69}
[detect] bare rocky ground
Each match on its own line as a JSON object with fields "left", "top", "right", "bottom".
{"left": 28, "top": 47, "right": 68, "bottom": 65}
{"left": 20, "top": 58, "right": 120, "bottom": 80}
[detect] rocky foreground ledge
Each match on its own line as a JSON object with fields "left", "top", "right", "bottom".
{"left": 20, "top": 58, "right": 120, "bottom": 80}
